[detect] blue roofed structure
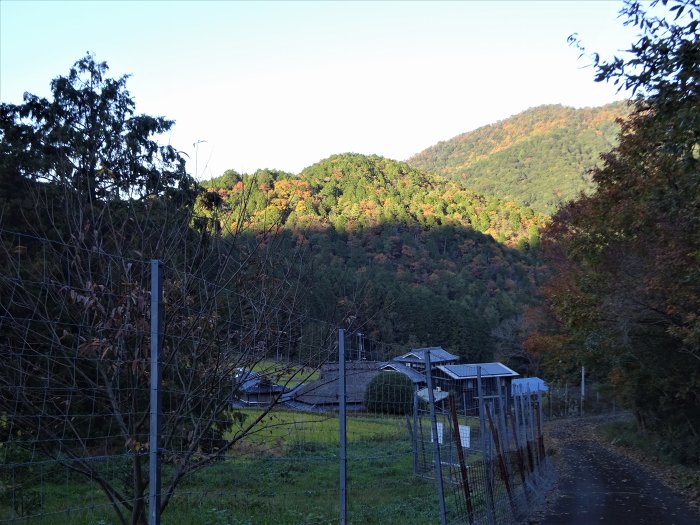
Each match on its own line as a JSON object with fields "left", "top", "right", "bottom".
{"left": 511, "top": 377, "right": 549, "bottom": 396}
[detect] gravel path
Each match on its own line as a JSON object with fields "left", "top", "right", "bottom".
{"left": 531, "top": 416, "right": 699, "bottom": 525}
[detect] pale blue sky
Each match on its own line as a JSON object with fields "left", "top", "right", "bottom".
{"left": 1, "top": 1, "right": 638, "bottom": 178}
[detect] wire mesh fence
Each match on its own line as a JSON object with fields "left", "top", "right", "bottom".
{"left": 543, "top": 380, "right": 618, "bottom": 419}
{"left": 0, "top": 227, "right": 333, "bottom": 524}
{"left": 409, "top": 356, "right": 554, "bottom": 525}
{"left": 1, "top": 227, "right": 553, "bottom": 524}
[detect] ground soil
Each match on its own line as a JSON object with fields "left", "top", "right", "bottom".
{"left": 529, "top": 414, "right": 700, "bottom": 525}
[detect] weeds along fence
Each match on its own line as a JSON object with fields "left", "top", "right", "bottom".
{"left": 1, "top": 228, "right": 552, "bottom": 524}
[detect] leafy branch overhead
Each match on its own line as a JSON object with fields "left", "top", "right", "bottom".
{"left": 538, "top": 0, "right": 700, "bottom": 463}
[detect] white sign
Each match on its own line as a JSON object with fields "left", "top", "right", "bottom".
{"left": 431, "top": 422, "right": 444, "bottom": 444}
{"left": 459, "top": 425, "right": 471, "bottom": 448}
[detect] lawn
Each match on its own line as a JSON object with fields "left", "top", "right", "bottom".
{"left": 228, "top": 407, "right": 409, "bottom": 451}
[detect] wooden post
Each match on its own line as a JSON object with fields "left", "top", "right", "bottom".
{"left": 485, "top": 401, "right": 517, "bottom": 516}
{"left": 449, "top": 395, "right": 474, "bottom": 525}
{"left": 508, "top": 410, "right": 528, "bottom": 493}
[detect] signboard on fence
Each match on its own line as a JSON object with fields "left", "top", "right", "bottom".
{"left": 431, "top": 422, "right": 444, "bottom": 444}
{"left": 459, "top": 424, "right": 470, "bottom": 448}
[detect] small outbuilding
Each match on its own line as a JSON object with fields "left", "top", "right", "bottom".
{"left": 232, "top": 369, "right": 287, "bottom": 406}
{"left": 511, "top": 377, "right": 549, "bottom": 396}
{"left": 432, "top": 362, "right": 519, "bottom": 413}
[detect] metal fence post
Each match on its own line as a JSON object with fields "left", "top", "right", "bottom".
{"left": 477, "top": 366, "right": 496, "bottom": 525}
{"left": 412, "top": 388, "right": 419, "bottom": 477}
{"left": 537, "top": 391, "right": 546, "bottom": 460}
{"left": 496, "top": 378, "right": 510, "bottom": 459}
{"left": 527, "top": 389, "right": 539, "bottom": 470}
{"left": 425, "top": 350, "right": 447, "bottom": 525}
{"left": 339, "top": 329, "right": 347, "bottom": 525}
{"left": 149, "top": 260, "right": 163, "bottom": 525}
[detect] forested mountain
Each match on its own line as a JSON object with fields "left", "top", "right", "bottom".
{"left": 200, "top": 154, "right": 547, "bottom": 361}
{"left": 408, "top": 102, "right": 629, "bottom": 213}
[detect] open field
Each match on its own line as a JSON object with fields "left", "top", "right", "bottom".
{"left": 1, "top": 411, "right": 442, "bottom": 524}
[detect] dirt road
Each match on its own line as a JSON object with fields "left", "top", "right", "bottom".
{"left": 532, "top": 416, "right": 699, "bottom": 525}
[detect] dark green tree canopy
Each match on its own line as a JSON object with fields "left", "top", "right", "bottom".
{"left": 0, "top": 53, "right": 198, "bottom": 204}
{"left": 542, "top": 0, "right": 700, "bottom": 462}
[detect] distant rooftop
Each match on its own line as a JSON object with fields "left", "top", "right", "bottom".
{"left": 379, "top": 362, "right": 427, "bottom": 384}
{"left": 234, "top": 368, "right": 286, "bottom": 395}
{"left": 291, "top": 362, "right": 382, "bottom": 406}
{"left": 394, "top": 347, "right": 459, "bottom": 365}
{"left": 511, "top": 377, "right": 548, "bottom": 395}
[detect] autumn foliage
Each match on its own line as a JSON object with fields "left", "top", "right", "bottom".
{"left": 538, "top": 0, "right": 700, "bottom": 462}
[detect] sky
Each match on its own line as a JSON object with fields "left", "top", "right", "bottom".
{"left": 0, "top": 1, "right": 639, "bottom": 179}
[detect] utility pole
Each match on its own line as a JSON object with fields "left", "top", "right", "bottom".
{"left": 193, "top": 139, "right": 206, "bottom": 178}
{"left": 580, "top": 366, "right": 585, "bottom": 416}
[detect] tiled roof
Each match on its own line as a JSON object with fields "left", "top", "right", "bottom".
{"left": 291, "top": 362, "right": 382, "bottom": 405}
{"left": 379, "top": 362, "right": 427, "bottom": 384}
{"left": 394, "top": 347, "right": 459, "bottom": 364}
{"left": 234, "top": 368, "right": 286, "bottom": 394}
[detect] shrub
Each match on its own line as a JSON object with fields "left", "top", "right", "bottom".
{"left": 364, "top": 372, "right": 414, "bottom": 415}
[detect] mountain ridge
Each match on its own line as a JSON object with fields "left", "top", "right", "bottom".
{"left": 407, "top": 101, "right": 629, "bottom": 213}
{"left": 199, "top": 153, "right": 545, "bottom": 359}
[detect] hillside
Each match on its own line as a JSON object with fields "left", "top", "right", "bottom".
{"left": 408, "top": 102, "right": 629, "bottom": 213}
{"left": 205, "top": 153, "right": 546, "bottom": 247}
{"left": 200, "top": 154, "right": 547, "bottom": 361}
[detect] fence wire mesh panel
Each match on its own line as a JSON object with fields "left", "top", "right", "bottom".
{"left": 414, "top": 361, "right": 555, "bottom": 525}
{"left": 543, "top": 380, "right": 617, "bottom": 419}
{"left": 341, "top": 332, "right": 442, "bottom": 525}
{"left": 1, "top": 228, "right": 554, "bottom": 524}
{"left": 0, "top": 229, "right": 161, "bottom": 524}
{"left": 153, "top": 260, "right": 340, "bottom": 525}
{"left": 0, "top": 228, "right": 337, "bottom": 525}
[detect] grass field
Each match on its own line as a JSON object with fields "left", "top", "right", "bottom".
{"left": 1, "top": 410, "right": 442, "bottom": 524}
{"left": 229, "top": 408, "right": 408, "bottom": 450}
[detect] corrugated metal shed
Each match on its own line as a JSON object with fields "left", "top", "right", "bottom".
{"left": 436, "top": 362, "right": 519, "bottom": 380}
